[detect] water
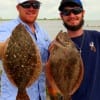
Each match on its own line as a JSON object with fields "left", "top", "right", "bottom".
{"left": 37, "top": 20, "right": 100, "bottom": 40}
{"left": 1, "top": 19, "right": 100, "bottom": 40}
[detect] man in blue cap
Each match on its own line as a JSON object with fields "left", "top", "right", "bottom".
{"left": 58, "top": 0, "right": 100, "bottom": 100}
{"left": 59, "top": 0, "right": 83, "bottom": 11}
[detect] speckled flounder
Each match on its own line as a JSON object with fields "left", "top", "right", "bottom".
{"left": 2, "top": 24, "right": 42, "bottom": 100}
{"left": 46, "top": 31, "right": 84, "bottom": 100}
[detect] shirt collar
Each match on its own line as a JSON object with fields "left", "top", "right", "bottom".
{"left": 17, "top": 17, "right": 39, "bottom": 39}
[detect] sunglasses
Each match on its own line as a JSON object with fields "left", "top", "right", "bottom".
{"left": 20, "top": 1, "right": 41, "bottom": 9}
{"left": 61, "top": 8, "right": 83, "bottom": 16}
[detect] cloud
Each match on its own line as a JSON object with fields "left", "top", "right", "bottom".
{"left": 39, "top": 1, "right": 60, "bottom": 19}
{"left": 82, "top": 0, "right": 100, "bottom": 20}
{"left": 0, "top": 0, "right": 17, "bottom": 19}
{"left": 0, "top": 0, "right": 100, "bottom": 20}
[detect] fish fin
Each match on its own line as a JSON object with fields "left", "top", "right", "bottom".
{"left": 69, "top": 58, "right": 84, "bottom": 95}
{"left": 46, "top": 61, "right": 62, "bottom": 98}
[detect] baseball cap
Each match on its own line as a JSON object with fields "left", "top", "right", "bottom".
{"left": 17, "top": 0, "right": 36, "bottom": 4}
{"left": 59, "top": 0, "right": 83, "bottom": 11}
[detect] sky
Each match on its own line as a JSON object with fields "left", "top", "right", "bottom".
{"left": 0, "top": 0, "right": 100, "bottom": 20}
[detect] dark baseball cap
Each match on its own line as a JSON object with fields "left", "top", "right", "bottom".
{"left": 59, "top": 0, "right": 83, "bottom": 11}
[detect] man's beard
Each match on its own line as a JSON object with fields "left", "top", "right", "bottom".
{"left": 63, "top": 19, "right": 84, "bottom": 31}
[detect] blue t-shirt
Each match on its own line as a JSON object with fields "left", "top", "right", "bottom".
{"left": 0, "top": 17, "right": 51, "bottom": 100}
{"left": 72, "top": 30, "right": 100, "bottom": 100}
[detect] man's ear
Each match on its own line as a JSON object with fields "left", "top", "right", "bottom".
{"left": 59, "top": 12, "right": 63, "bottom": 20}
{"left": 16, "top": 4, "right": 20, "bottom": 11}
{"left": 82, "top": 10, "right": 85, "bottom": 17}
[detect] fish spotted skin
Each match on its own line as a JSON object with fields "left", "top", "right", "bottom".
{"left": 2, "top": 24, "right": 42, "bottom": 100}
{"left": 46, "top": 31, "right": 84, "bottom": 100}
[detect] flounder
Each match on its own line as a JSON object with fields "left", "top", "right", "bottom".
{"left": 0, "top": 24, "right": 42, "bottom": 100}
{"left": 46, "top": 31, "right": 84, "bottom": 100}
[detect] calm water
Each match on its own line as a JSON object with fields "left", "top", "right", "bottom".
{"left": 1, "top": 20, "right": 100, "bottom": 40}
{"left": 37, "top": 20, "right": 100, "bottom": 40}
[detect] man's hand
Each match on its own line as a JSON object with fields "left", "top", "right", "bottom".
{"left": 0, "top": 39, "right": 9, "bottom": 59}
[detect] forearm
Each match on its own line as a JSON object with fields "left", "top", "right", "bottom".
{"left": 0, "top": 42, "right": 5, "bottom": 59}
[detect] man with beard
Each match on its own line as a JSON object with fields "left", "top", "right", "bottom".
{"left": 58, "top": 0, "right": 100, "bottom": 100}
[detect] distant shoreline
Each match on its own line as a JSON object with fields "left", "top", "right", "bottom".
{"left": 1, "top": 19, "right": 100, "bottom": 28}
{"left": 0, "top": 18, "right": 100, "bottom": 21}
{"left": 0, "top": 18, "right": 61, "bottom": 21}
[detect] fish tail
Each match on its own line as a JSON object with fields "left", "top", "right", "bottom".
{"left": 63, "top": 95, "right": 72, "bottom": 100}
{"left": 16, "top": 89, "right": 30, "bottom": 100}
